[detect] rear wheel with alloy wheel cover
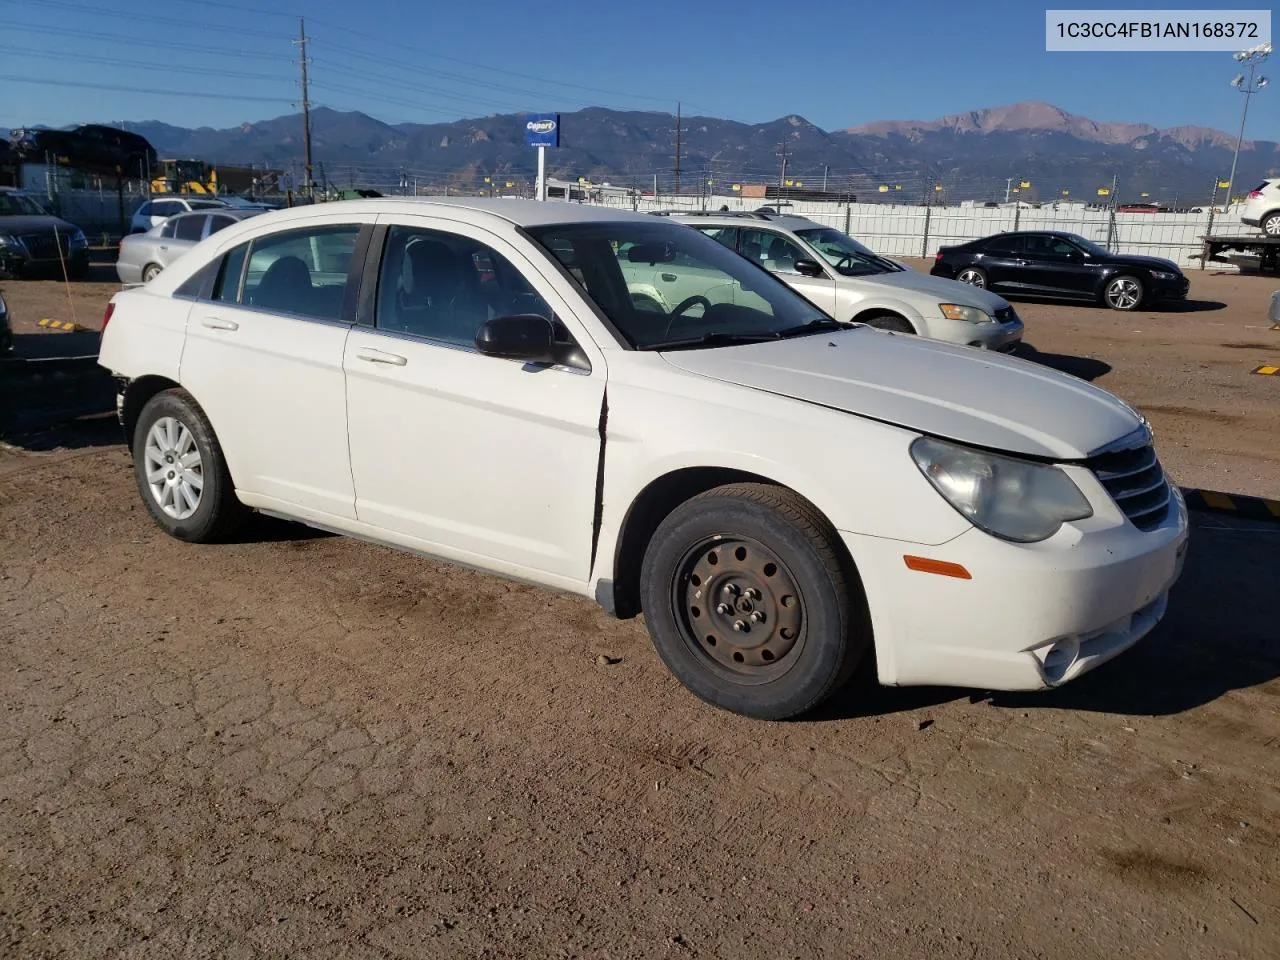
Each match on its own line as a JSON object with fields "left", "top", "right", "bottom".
{"left": 956, "top": 266, "right": 988, "bottom": 288}
{"left": 1260, "top": 211, "right": 1280, "bottom": 236}
{"left": 1103, "top": 275, "right": 1143, "bottom": 310}
{"left": 639, "top": 482, "right": 869, "bottom": 720}
{"left": 132, "top": 388, "right": 248, "bottom": 542}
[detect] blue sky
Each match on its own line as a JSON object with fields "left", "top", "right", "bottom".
{"left": 2, "top": 0, "right": 1275, "bottom": 140}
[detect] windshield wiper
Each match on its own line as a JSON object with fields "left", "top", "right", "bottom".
{"left": 644, "top": 331, "right": 784, "bottom": 351}
{"left": 773, "top": 318, "right": 847, "bottom": 338}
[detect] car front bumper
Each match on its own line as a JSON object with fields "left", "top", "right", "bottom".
{"left": 924, "top": 311, "right": 1024, "bottom": 352}
{"left": 842, "top": 483, "right": 1189, "bottom": 691}
{"left": 0, "top": 248, "right": 88, "bottom": 276}
{"left": 1151, "top": 275, "right": 1190, "bottom": 300}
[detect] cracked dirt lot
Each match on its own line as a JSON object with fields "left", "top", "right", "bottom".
{"left": 2, "top": 436, "right": 1279, "bottom": 959}
{"left": 1, "top": 265, "right": 1279, "bottom": 958}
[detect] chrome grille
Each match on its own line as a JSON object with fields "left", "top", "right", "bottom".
{"left": 1087, "top": 443, "right": 1171, "bottom": 531}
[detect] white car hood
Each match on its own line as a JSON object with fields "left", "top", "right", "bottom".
{"left": 857, "top": 268, "right": 1013, "bottom": 312}
{"left": 659, "top": 328, "right": 1143, "bottom": 460}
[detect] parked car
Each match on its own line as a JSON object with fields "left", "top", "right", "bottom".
{"left": 931, "top": 231, "right": 1190, "bottom": 311}
{"left": 0, "top": 287, "right": 12, "bottom": 354}
{"left": 1240, "top": 179, "right": 1280, "bottom": 236}
{"left": 97, "top": 198, "right": 1188, "bottom": 720}
{"left": 0, "top": 187, "right": 90, "bottom": 279}
{"left": 116, "top": 209, "right": 261, "bottom": 284}
{"left": 130, "top": 196, "right": 230, "bottom": 234}
{"left": 662, "top": 211, "right": 1023, "bottom": 351}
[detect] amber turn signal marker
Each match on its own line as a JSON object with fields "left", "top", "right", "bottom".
{"left": 903, "top": 555, "right": 972, "bottom": 579}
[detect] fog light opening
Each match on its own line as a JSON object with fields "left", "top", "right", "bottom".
{"left": 1034, "top": 637, "right": 1080, "bottom": 684}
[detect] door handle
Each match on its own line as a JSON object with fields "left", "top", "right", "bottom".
{"left": 356, "top": 347, "right": 408, "bottom": 366}
{"left": 661, "top": 273, "right": 678, "bottom": 282}
{"left": 200, "top": 317, "right": 239, "bottom": 331}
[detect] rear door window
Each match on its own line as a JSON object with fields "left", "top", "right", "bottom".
{"left": 242, "top": 224, "right": 361, "bottom": 321}
{"left": 174, "top": 215, "right": 206, "bottom": 242}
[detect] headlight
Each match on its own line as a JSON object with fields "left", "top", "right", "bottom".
{"left": 938, "top": 303, "right": 991, "bottom": 323}
{"left": 910, "top": 436, "right": 1093, "bottom": 543}
{"left": 1150, "top": 270, "right": 1176, "bottom": 280}
{"left": 0, "top": 234, "right": 16, "bottom": 249}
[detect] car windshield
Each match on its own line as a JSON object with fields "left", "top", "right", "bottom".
{"left": 526, "top": 221, "right": 839, "bottom": 350}
{"left": 794, "top": 227, "right": 898, "bottom": 275}
{"left": 0, "top": 193, "right": 49, "bottom": 217}
{"left": 1062, "top": 233, "right": 1109, "bottom": 257}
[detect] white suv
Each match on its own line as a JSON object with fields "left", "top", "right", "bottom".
{"left": 663, "top": 211, "right": 1024, "bottom": 351}
{"left": 1239, "top": 179, "right": 1280, "bottom": 236}
{"left": 97, "top": 197, "right": 1187, "bottom": 720}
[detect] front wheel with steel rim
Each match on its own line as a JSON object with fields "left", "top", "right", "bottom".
{"left": 132, "top": 388, "right": 248, "bottom": 542}
{"left": 956, "top": 266, "right": 988, "bottom": 288}
{"left": 1103, "top": 275, "right": 1143, "bottom": 310}
{"left": 639, "top": 482, "right": 870, "bottom": 720}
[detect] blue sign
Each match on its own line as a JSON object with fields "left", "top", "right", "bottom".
{"left": 525, "top": 114, "right": 560, "bottom": 148}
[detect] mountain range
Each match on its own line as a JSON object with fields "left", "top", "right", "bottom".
{"left": 122, "top": 101, "right": 1280, "bottom": 203}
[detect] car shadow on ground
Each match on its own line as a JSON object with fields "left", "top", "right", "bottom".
{"left": 1002, "top": 294, "right": 1227, "bottom": 314}
{"left": 810, "top": 511, "right": 1280, "bottom": 721}
{"left": 1013, "top": 343, "right": 1112, "bottom": 381}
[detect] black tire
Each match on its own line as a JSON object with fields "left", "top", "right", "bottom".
{"left": 142, "top": 263, "right": 163, "bottom": 283}
{"left": 861, "top": 313, "right": 915, "bottom": 334}
{"left": 66, "top": 259, "right": 89, "bottom": 281}
{"left": 1102, "top": 274, "right": 1143, "bottom": 311}
{"left": 639, "top": 482, "right": 870, "bottom": 720}
{"left": 1260, "top": 211, "right": 1280, "bottom": 237}
{"left": 131, "top": 388, "right": 248, "bottom": 543}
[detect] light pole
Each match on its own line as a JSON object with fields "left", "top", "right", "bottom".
{"left": 1225, "top": 41, "right": 1271, "bottom": 207}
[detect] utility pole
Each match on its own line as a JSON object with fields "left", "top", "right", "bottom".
{"left": 1005, "top": 177, "right": 1014, "bottom": 203}
{"left": 673, "top": 102, "right": 683, "bottom": 197}
{"left": 776, "top": 139, "right": 789, "bottom": 188}
{"left": 822, "top": 164, "right": 829, "bottom": 193}
{"left": 294, "top": 18, "right": 314, "bottom": 200}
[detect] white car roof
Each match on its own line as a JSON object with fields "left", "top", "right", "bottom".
{"left": 241, "top": 196, "right": 662, "bottom": 229}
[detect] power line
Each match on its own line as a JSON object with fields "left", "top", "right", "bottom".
{"left": 5, "top": 23, "right": 286, "bottom": 60}
{"left": 0, "top": 75, "right": 293, "bottom": 103}
{"left": 0, "top": 46, "right": 293, "bottom": 84}
{"left": 17, "top": 0, "right": 287, "bottom": 39}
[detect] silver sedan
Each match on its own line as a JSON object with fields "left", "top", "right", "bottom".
{"left": 116, "top": 209, "right": 261, "bottom": 284}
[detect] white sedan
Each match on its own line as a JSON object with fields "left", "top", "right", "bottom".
{"left": 97, "top": 197, "right": 1189, "bottom": 720}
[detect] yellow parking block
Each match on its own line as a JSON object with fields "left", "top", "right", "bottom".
{"left": 37, "top": 318, "right": 85, "bottom": 332}
{"left": 1251, "top": 364, "right": 1279, "bottom": 375}
{"left": 1199, "top": 490, "right": 1237, "bottom": 511}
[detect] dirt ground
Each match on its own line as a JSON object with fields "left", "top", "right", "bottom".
{"left": 1, "top": 264, "right": 1278, "bottom": 958}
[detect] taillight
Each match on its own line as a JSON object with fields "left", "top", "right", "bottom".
{"left": 1248, "top": 190, "right": 1263, "bottom": 198}
{"left": 101, "top": 301, "right": 116, "bottom": 335}
{"left": 935, "top": 251, "right": 944, "bottom": 260}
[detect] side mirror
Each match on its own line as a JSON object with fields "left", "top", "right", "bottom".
{"left": 475, "top": 314, "right": 558, "bottom": 365}
{"left": 794, "top": 258, "right": 825, "bottom": 278}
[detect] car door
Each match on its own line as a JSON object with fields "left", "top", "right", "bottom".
{"left": 975, "top": 234, "right": 1027, "bottom": 291}
{"left": 181, "top": 216, "right": 370, "bottom": 521}
{"left": 342, "top": 217, "right": 606, "bottom": 581}
{"left": 1021, "top": 235, "right": 1097, "bottom": 296}
{"left": 739, "top": 228, "right": 838, "bottom": 316}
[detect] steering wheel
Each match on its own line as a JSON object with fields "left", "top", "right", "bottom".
{"left": 664, "top": 294, "right": 713, "bottom": 338}
{"left": 834, "top": 255, "right": 856, "bottom": 271}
